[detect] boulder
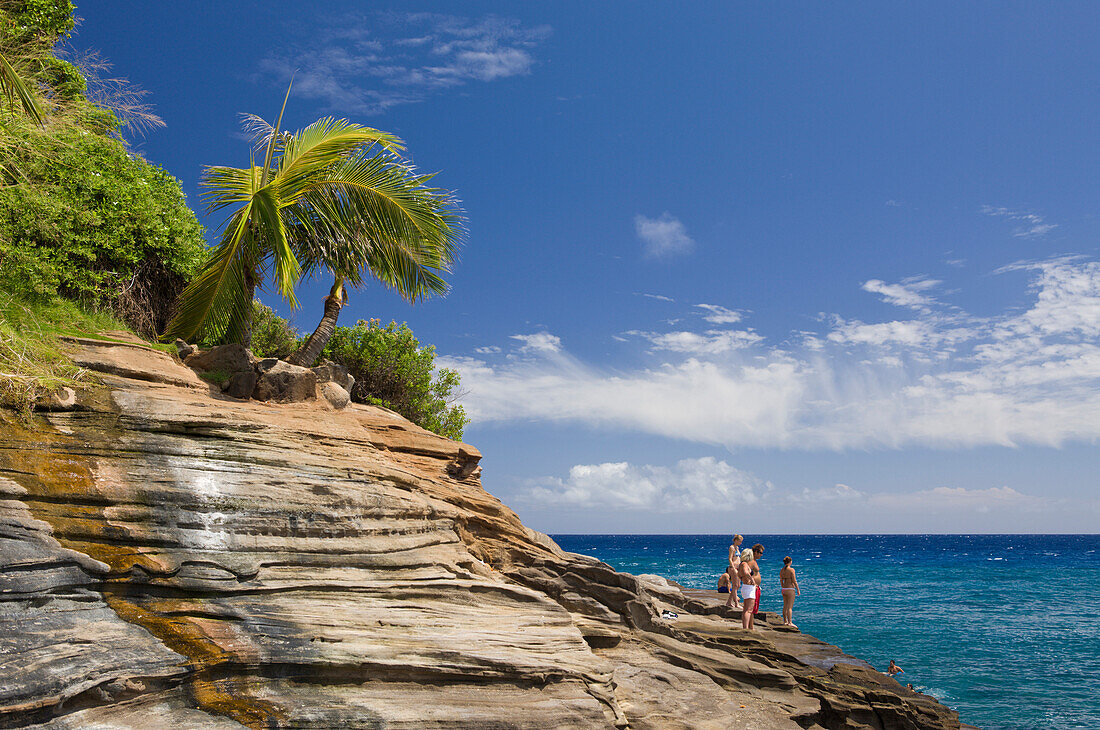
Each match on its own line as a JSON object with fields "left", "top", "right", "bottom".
{"left": 311, "top": 361, "right": 354, "bottom": 392}
{"left": 252, "top": 360, "right": 316, "bottom": 403}
{"left": 222, "top": 371, "right": 258, "bottom": 400}
{"left": 184, "top": 343, "right": 254, "bottom": 375}
{"left": 173, "top": 339, "right": 195, "bottom": 359}
{"left": 320, "top": 381, "right": 350, "bottom": 410}
{"left": 448, "top": 445, "right": 483, "bottom": 479}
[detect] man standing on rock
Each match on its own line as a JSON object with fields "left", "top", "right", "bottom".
{"left": 751, "top": 543, "right": 764, "bottom": 614}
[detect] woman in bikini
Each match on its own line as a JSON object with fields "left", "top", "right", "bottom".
{"left": 737, "top": 548, "right": 757, "bottom": 630}
{"left": 780, "top": 555, "right": 800, "bottom": 627}
{"left": 726, "top": 534, "right": 743, "bottom": 608}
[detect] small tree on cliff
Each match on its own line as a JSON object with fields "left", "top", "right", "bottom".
{"left": 164, "top": 87, "right": 462, "bottom": 351}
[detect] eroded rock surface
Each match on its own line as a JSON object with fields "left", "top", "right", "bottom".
{"left": 0, "top": 340, "right": 961, "bottom": 729}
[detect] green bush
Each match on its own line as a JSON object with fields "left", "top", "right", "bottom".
{"left": 248, "top": 301, "right": 302, "bottom": 359}
{"left": 0, "top": 1, "right": 208, "bottom": 339}
{"left": 0, "top": 123, "right": 207, "bottom": 336}
{"left": 3, "top": 0, "right": 76, "bottom": 42}
{"left": 322, "top": 319, "right": 469, "bottom": 440}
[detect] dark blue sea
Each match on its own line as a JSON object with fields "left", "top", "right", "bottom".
{"left": 551, "top": 534, "right": 1100, "bottom": 730}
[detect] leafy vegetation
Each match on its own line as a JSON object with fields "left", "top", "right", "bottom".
{"left": 0, "top": 125, "right": 207, "bottom": 332}
{"left": 322, "top": 319, "right": 468, "bottom": 441}
{"left": 0, "top": 3, "right": 469, "bottom": 440}
{"left": 0, "top": 1, "right": 206, "bottom": 339}
{"left": 164, "top": 92, "right": 462, "bottom": 362}
{"left": 246, "top": 301, "right": 302, "bottom": 359}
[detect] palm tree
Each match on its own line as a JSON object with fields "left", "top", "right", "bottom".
{"left": 164, "top": 89, "right": 462, "bottom": 351}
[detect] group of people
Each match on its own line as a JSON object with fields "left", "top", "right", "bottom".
{"left": 714, "top": 540, "right": 913, "bottom": 685}
{"left": 716, "top": 534, "right": 800, "bottom": 630}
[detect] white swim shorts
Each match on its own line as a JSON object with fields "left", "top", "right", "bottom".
{"left": 740, "top": 584, "right": 757, "bottom": 600}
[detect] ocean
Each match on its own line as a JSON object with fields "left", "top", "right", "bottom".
{"left": 550, "top": 534, "right": 1100, "bottom": 730}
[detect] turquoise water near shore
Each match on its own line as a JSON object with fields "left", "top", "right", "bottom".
{"left": 551, "top": 534, "right": 1100, "bottom": 730}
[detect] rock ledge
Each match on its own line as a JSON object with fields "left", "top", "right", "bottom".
{"left": 0, "top": 339, "right": 961, "bottom": 729}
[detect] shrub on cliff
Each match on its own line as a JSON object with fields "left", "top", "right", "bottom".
{"left": 0, "top": 1, "right": 207, "bottom": 338}
{"left": 322, "top": 319, "right": 469, "bottom": 441}
{"left": 247, "top": 302, "right": 302, "bottom": 360}
{"left": 0, "top": 125, "right": 207, "bottom": 336}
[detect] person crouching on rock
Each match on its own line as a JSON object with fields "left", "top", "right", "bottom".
{"left": 780, "top": 555, "right": 800, "bottom": 627}
{"left": 737, "top": 548, "right": 757, "bottom": 629}
{"left": 718, "top": 567, "right": 734, "bottom": 603}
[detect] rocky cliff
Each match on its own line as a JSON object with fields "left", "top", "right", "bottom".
{"left": 0, "top": 337, "right": 961, "bottom": 729}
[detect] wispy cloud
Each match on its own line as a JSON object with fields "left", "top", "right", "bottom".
{"left": 981, "top": 205, "right": 1058, "bottom": 238}
{"left": 520, "top": 457, "right": 766, "bottom": 511}
{"left": 640, "top": 293, "right": 676, "bottom": 302}
{"left": 790, "top": 482, "right": 1045, "bottom": 513}
{"left": 258, "top": 13, "right": 550, "bottom": 114}
{"left": 861, "top": 276, "right": 940, "bottom": 311}
{"left": 695, "top": 303, "right": 742, "bottom": 324}
{"left": 624, "top": 329, "right": 763, "bottom": 355}
{"left": 443, "top": 258, "right": 1100, "bottom": 451}
{"left": 522, "top": 461, "right": 1047, "bottom": 517}
{"left": 635, "top": 213, "right": 695, "bottom": 258}
{"left": 510, "top": 332, "right": 562, "bottom": 353}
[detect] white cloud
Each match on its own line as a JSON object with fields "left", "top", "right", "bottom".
{"left": 625, "top": 329, "right": 763, "bottom": 355}
{"left": 474, "top": 345, "right": 501, "bottom": 355}
{"left": 635, "top": 213, "right": 695, "bottom": 258}
{"left": 520, "top": 457, "right": 766, "bottom": 511}
{"left": 861, "top": 277, "right": 940, "bottom": 310}
{"left": 520, "top": 461, "right": 1046, "bottom": 520}
{"left": 867, "top": 485, "right": 1044, "bottom": 513}
{"left": 510, "top": 332, "right": 562, "bottom": 353}
{"left": 981, "top": 205, "right": 1058, "bottom": 238}
{"left": 442, "top": 258, "right": 1100, "bottom": 451}
{"left": 695, "top": 303, "right": 742, "bottom": 325}
{"left": 259, "top": 13, "right": 550, "bottom": 114}
{"left": 790, "top": 483, "right": 865, "bottom": 504}
{"left": 641, "top": 293, "right": 675, "bottom": 302}
{"left": 826, "top": 317, "right": 972, "bottom": 354}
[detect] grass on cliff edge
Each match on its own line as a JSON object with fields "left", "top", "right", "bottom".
{"left": 0, "top": 293, "right": 156, "bottom": 415}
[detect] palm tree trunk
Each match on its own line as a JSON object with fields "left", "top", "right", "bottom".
{"left": 241, "top": 272, "right": 257, "bottom": 348}
{"left": 287, "top": 279, "right": 344, "bottom": 367}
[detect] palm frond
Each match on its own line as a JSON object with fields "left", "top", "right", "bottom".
{"left": 250, "top": 184, "right": 299, "bottom": 306}
{"left": 163, "top": 208, "right": 256, "bottom": 342}
{"left": 0, "top": 51, "right": 44, "bottom": 124}
{"left": 200, "top": 165, "right": 264, "bottom": 214}
{"left": 239, "top": 113, "right": 281, "bottom": 154}
{"left": 276, "top": 119, "right": 404, "bottom": 201}
{"left": 289, "top": 152, "right": 462, "bottom": 302}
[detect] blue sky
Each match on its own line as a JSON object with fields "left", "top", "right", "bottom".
{"left": 74, "top": 2, "right": 1099, "bottom": 533}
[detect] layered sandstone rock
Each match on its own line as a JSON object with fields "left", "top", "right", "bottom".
{"left": 0, "top": 339, "right": 961, "bottom": 729}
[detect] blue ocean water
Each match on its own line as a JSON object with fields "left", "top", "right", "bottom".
{"left": 551, "top": 534, "right": 1100, "bottom": 730}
